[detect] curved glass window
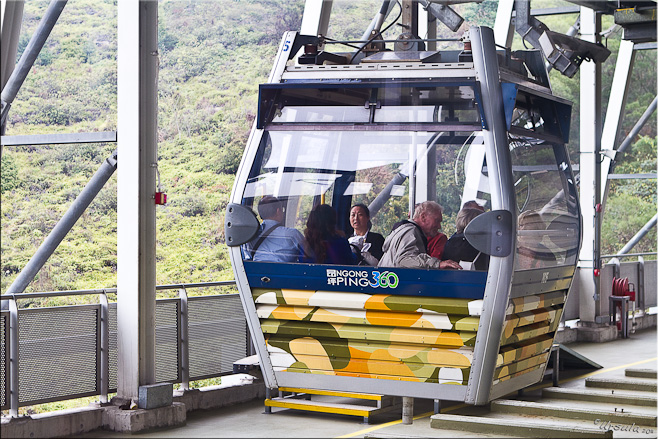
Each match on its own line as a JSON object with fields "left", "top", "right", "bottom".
{"left": 509, "top": 134, "right": 580, "bottom": 270}
{"left": 241, "top": 128, "right": 489, "bottom": 267}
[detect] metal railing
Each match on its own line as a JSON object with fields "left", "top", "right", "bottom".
{"left": 0, "top": 281, "right": 249, "bottom": 416}
{"left": 544, "top": 255, "right": 657, "bottom": 324}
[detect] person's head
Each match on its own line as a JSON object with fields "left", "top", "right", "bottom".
{"left": 518, "top": 210, "right": 545, "bottom": 231}
{"left": 462, "top": 200, "right": 485, "bottom": 212}
{"left": 350, "top": 204, "right": 371, "bottom": 235}
{"left": 306, "top": 204, "right": 338, "bottom": 238}
{"left": 258, "top": 196, "right": 284, "bottom": 222}
{"left": 456, "top": 207, "right": 484, "bottom": 234}
{"left": 412, "top": 201, "right": 444, "bottom": 238}
{"left": 305, "top": 204, "right": 339, "bottom": 263}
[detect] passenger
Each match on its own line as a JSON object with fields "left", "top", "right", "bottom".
{"left": 462, "top": 200, "right": 485, "bottom": 211}
{"left": 392, "top": 202, "right": 449, "bottom": 260}
{"left": 442, "top": 207, "right": 489, "bottom": 270}
{"left": 517, "top": 210, "right": 557, "bottom": 269}
{"left": 244, "top": 195, "right": 305, "bottom": 262}
{"left": 348, "top": 203, "right": 385, "bottom": 266}
{"left": 301, "top": 204, "right": 357, "bottom": 265}
{"left": 378, "top": 201, "right": 462, "bottom": 270}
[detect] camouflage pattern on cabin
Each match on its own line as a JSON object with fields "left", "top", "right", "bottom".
{"left": 495, "top": 290, "right": 567, "bottom": 382}
{"left": 497, "top": 334, "right": 554, "bottom": 367}
{"left": 506, "top": 291, "right": 566, "bottom": 314}
{"left": 253, "top": 288, "right": 481, "bottom": 384}
{"left": 494, "top": 351, "right": 550, "bottom": 380}
{"left": 494, "top": 364, "right": 545, "bottom": 384}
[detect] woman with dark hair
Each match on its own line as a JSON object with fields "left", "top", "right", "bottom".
{"left": 348, "top": 203, "right": 385, "bottom": 265}
{"left": 301, "top": 204, "right": 357, "bottom": 265}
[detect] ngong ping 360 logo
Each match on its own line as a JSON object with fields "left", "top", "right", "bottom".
{"left": 326, "top": 269, "right": 399, "bottom": 288}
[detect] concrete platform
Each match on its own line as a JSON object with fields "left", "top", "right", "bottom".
{"left": 69, "top": 328, "right": 656, "bottom": 438}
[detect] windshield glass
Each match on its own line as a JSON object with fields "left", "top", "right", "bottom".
{"left": 241, "top": 129, "right": 489, "bottom": 263}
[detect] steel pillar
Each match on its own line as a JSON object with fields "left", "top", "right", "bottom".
{"left": 577, "top": 7, "right": 603, "bottom": 323}
{"left": 116, "top": 0, "right": 158, "bottom": 400}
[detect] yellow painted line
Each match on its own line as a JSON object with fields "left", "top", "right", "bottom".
{"left": 335, "top": 410, "right": 436, "bottom": 438}
{"left": 334, "top": 356, "right": 658, "bottom": 438}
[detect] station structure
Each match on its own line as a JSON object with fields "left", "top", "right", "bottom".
{"left": 0, "top": 0, "right": 656, "bottom": 436}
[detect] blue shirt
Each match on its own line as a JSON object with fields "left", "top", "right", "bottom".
{"left": 243, "top": 219, "right": 305, "bottom": 263}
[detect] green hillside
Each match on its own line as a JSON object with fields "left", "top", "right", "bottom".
{"left": 1, "top": 0, "right": 655, "bottom": 304}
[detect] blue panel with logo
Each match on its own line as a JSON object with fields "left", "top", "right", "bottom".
{"left": 243, "top": 261, "right": 487, "bottom": 299}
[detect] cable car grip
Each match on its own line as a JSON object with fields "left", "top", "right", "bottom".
{"left": 224, "top": 203, "right": 260, "bottom": 247}
{"left": 463, "top": 209, "right": 513, "bottom": 258}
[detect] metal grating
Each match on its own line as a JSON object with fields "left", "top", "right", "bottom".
{"left": 188, "top": 295, "right": 247, "bottom": 379}
{"left": 18, "top": 306, "right": 99, "bottom": 405}
{"left": 2, "top": 293, "right": 248, "bottom": 408}
{"left": 108, "top": 303, "right": 117, "bottom": 392}
{"left": 1, "top": 311, "right": 8, "bottom": 410}
{"left": 155, "top": 300, "right": 180, "bottom": 384}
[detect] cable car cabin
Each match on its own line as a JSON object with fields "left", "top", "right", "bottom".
{"left": 225, "top": 27, "right": 581, "bottom": 405}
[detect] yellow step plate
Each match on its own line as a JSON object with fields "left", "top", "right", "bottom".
{"left": 265, "top": 397, "right": 385, "bottom": 417}
{"left": 278, "top": 387, "right": 384, "bottom": 401}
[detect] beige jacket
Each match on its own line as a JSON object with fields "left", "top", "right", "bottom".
{"left": 377, "top": 221, "right": 442, "bottom": 269}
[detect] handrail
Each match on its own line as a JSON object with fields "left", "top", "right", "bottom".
{"left": 0, "top": 280, "right": 237, "bottom": 300}
{"left": 601, "top": 252, "right": 657, "bottom": 260}
{"left": 1, "top": 280, "right": 244, "bottom": 416}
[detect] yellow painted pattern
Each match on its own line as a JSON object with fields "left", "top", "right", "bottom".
{"left": 254, "top": 288, "right": 481, "bottom": 385}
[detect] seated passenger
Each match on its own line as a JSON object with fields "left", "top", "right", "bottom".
{"left": 425, "top": 205, "right": 447, "bottom": 260}
{"left": 301, "top": 204, "right": 357, "bottom": 265}
{"left": 517, "top": 210, "right": 557, "bottom": 270}
{"left": 348, "top": 203, "right": 385, "bottom": 266}
{"left": 442, "top": 207, "right": 489, "bottom": 270}
{"left": 462, "top": 200, "right": 485, "bottom": 212}
{"left": 393, "top": 202, "right": 449, "bottom": 260}
{"left": 244, "top": 196, "right": 305, "bottom": 262}
{"left": 378, "top": 201, "right": 462, "bottom": 270}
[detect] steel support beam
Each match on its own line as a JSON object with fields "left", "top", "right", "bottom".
{"left": 577, "top": 7, "right": 603, "bottom": 323}
{"left": 1, "top": 131, "right": 117, "bottom": 146}
{"left": 615, "top": 96, "right": 657, "bottom": 157}
{"left": 1, "top": 0, "right": 67, "bottom": 135}
{"left": 600, "top": 39, "right": 636, "bottom": 195}
{"left": 117, "top": 0, "right": 158, "bottom": 400}
{"left": 4, "top": 149, "right": 117, "bottom": 296}
{"left": 1, "top": 0, "right": 25, "bottom": 91}
{"left": 618, "top": 214, "right": 658, "bottom": 256}
{"left": 357, "top": 0, "right": 396, "bottom": 50}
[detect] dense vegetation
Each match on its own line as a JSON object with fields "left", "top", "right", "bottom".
{"left": 1, "top": 0, "right": 655, "bottom": 303}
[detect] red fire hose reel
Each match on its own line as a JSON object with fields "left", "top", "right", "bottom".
{"left": 612, "top": 276, "right": 635, "bottom": 301}
{"left": 611, "top": 276, "right": 636, "bottom": 333}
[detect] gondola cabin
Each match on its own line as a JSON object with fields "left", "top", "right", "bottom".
{"left": 225, "top": 26, "right": 581, "bottom": 405}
